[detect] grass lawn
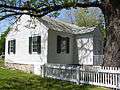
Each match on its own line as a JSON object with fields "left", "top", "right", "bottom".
{"left": 0, "top": 59, "right": 110, "bottom": 90}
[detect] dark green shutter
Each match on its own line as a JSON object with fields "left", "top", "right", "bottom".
{"left": 13, "top": 40, "right": 16, "bottom": 54}
{"left": 29, "top": 37, "right": 32, "bottom": 54}
{"left": 37, "top": 36, "right": 41, "bottom": 54}
{"left": 57, "top": 35, "right": 62, "bottom": 53}
{"left": 66, "top": 37, "right": 70, "bottom": 53}
{"left": 8, "top": 41, "right": 10, "bottom": 54}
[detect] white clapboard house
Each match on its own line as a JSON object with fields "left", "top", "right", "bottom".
{"left": 5, "top": 15, "right": 103, "bottom": 75}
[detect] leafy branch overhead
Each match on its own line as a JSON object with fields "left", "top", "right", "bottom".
{"left": 0, "top": 0, "right": 100, "bottom": 21}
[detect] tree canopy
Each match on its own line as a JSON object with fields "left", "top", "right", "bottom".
{"left": 75, "top": 8, "right": 100, "bottom": 27}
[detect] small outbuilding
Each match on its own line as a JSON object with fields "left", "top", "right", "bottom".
{"left": 5, "top": 15, "right": 103, "bottom": 75}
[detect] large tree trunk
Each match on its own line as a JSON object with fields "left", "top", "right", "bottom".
{"left": 102, "top": 0, "right": 120, "bottom": 67}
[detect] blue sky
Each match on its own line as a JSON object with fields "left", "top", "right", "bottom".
{"left": 0, "top": 17, "right": 15, "bottom": 34}
{"left": 0, "top": 20, "right": 10, "bottom": 32}
{"left": 56, "top": 8, "right": 77, "bottom": 24}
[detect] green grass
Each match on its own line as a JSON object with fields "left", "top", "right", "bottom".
{"left": 0, "top": 59, "right": 4, "bottom": 67}
{"left": 0, "top": 59, "right": 110, "bottom": 90}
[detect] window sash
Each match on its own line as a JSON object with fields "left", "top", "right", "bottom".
{"left": 57, "top": 36, "right": 70, "bottom": 54}
{"left": 32, "top": 36, "right": 38, "bottom": 52}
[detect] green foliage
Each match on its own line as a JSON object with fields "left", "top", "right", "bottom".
{"left": 98, "top": 23, "right": 107, "bottom": 40}
{"left": 52, "top": 12, "right": 60, "bottom": 17}
{"left": 30, "top": 0, "right": 37, "bottom": 3}
{"left": 0, "top": 59, "right": 4, "bottom": 67}
{"left": 0, "top": 27, "right": 10, "bottom": 55}
{"left": 75, "top": 8, "right": 99, "bottom": 27}
{"left": 49, "top": 11, "right": 60, "bottom": 18}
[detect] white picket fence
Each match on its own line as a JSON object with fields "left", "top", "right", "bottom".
{"left": 41, "top": 64, "right": 120, "bottom": 89}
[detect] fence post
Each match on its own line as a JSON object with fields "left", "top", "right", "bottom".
{"left": 76, "top": 66, "right": 80, "bottom": 85}
{"left": 117, "top": 69, "right": 120, "bottom": 90}
{"left": 41, "top": 64, "right": 45, "bottom": 78}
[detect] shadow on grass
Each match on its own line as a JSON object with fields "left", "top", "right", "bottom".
{"left": 0, "top": 77, "right": 109, "bottom": 90}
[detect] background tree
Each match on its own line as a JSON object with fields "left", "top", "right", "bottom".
{"left": 75, "top": 8, "right": 99, "bottom": 27}
{"left": 0, "top": 27, "right": 10, "bottom": 55}
{"left": 0, "top": 0, "right": 119, "bottom": 66}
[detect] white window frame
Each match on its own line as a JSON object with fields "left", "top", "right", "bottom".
{"left": 32, "top": 36, "right": 38, "bottom": 53}
{"left": 9, "top": 40, "right": 14, "bottom": 53}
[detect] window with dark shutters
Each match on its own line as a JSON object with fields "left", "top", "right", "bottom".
{"left": 57, "top": 35, "right": 70, "bottom": 54}
{"left": 57, "top": 35, "right": 62, "bottom": 53}
{"left": 8, "top": 39, "right": 16, "bottom": 54}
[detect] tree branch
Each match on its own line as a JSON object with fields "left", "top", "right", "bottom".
{"left": 0, "top": 0, "right": 101, "bottom": 21}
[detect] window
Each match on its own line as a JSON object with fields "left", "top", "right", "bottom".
{"left": 57, "top": 35, "right": 70, "bottom": 54}
{"left": 29, "top": 36, "right": 41, "bottom": 54}
{"left": 8, "top": 40, "right": 16, "bottom": 54}
{"left": 32, "top": 36, "right": 38, "bottom": 52}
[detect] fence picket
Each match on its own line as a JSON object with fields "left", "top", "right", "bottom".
{"left": 76, "top": 67, "right": 80, "bottom": 84}
{"left": 115, "top": 74, "right": 117, "bottom": 86}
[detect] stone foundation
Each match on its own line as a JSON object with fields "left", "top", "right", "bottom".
{"left": 5, "top": 62, "right": 34, "bottom": 73}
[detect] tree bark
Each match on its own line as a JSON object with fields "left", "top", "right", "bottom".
{"left": 102, "top": 0, "right": 120, "bottom": 67}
